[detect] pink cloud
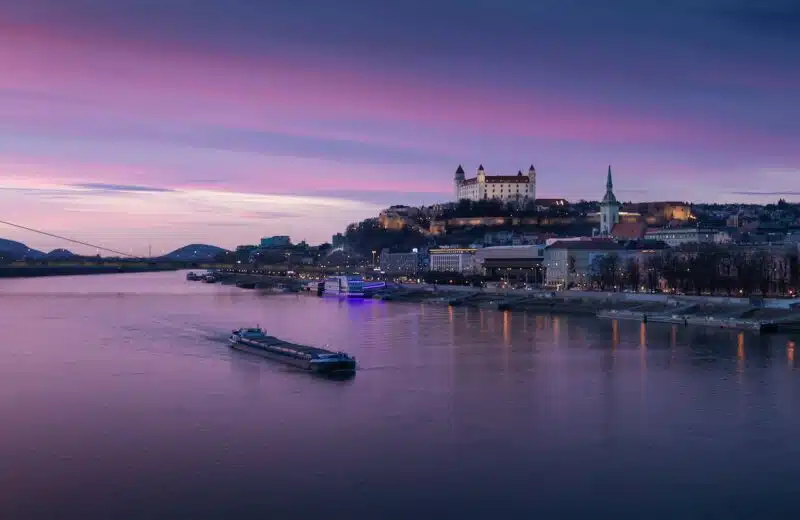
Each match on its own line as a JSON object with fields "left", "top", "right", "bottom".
{"left": 0, "top": 153, "right": 450, "bottom": 196}
{"left": 0, "top": 19, "right": 785, "bottom": 153}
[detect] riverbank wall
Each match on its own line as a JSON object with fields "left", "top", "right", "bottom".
{"left": 385, "top": 283, "right": 800, "bottom": 334}
{"left": 207, "top": 272, "right": 800, "bottom": 334}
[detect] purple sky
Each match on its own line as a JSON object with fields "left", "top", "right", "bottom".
{"left": 0, "top": 0, "right": 798, "bottom": 253}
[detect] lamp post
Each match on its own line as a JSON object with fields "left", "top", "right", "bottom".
{"left": 372, "top": 250, "right": 377, "bottom": 267}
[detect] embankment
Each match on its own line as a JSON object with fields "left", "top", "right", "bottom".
{"left": 380, "top": 284, "right": 800, "bottom": 334}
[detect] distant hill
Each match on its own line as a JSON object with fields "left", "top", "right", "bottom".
{"left": 162, "top": 244, "right": 228, "bottom": 262}
{"left": 0, "top": 238, "right": 45, "bottom": 260}
{"left": 45, "top": 248, "right": 75, "bottom": 260}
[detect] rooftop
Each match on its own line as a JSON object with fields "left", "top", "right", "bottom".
{"left": 547, "top": 240, "right": 623, "bottom": 251}
{"left": 646, "top": 227, "right": 721, "bottom": 234}
{"left": 611, "top": 221, "right": 647, "bottom": 240}
{"left": 547, "top": 239, "right": 668, "bottom": 251}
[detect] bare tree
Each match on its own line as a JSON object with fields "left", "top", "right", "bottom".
{"left": 643, "top": 255, "right": 663, "bottom": 292}
{"left": 624, "top": 257, "right": 641, "bottom": 292}
{"left": 789, "top": 252, "right": 800, "bottom": 294}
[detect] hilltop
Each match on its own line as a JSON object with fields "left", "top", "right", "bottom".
{"left": 161, "top": 244, "right": 229, "bottom": 262}
{"left": 45, "top": 249, "right": 76, "bottom": 260}
{"left": 0, "top": 238, "right": 45, "bottom": 261}
{"left": 1, "top": 238, "right": 228, "bottom": 262}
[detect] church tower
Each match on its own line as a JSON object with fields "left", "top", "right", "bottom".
{"left": 599, "top": 165, "right": 621, "bottom": 235}
{"left": 454, "top": 164, "right": 465, "bottom": 200}
{"left": 527, "top": 165, "right": 537, "bottom": 201}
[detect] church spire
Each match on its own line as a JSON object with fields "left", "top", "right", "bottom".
{"left": 600, "top": 164, "right": 620, "bottom": 235}
{"left": 601, "top": 164, "right": 619, "bottom": 206}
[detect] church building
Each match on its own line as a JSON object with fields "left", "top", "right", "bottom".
{"left": 454, "top": 164, "right": 536, "bottom": 202}
{"left": 599, "top": 165, "right": 622, "bottom": 235}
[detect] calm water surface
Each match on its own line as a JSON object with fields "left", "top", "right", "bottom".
{"left": 2, "top": 272, "right": 800, "bottom": 519}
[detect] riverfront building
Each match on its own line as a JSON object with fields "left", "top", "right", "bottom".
{"left": 544, "top": 241, "right": 623, "bottom": 289}
{"left": 260, "top": 236, "right": 291, "bottom": 248}
{"left": 644, "top": 227, "right": 731, "bottom": 247}
{"left": 379, "top": 249, "right": 426, "bottom": 276}
{"left": 429, "top": 248, "right": 478, "bottom": 274}
{"left": 474, "top": 245, "right": 546, "bottom": 285}
{"left": 544, "top": 240, "right": 667, "bottom": 289}
{"left": 454, "top": 164, "right": 536, "bottom": 203}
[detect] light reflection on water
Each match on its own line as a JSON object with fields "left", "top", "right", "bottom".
{"left": 1, "top": 271, "right": 800, "bottom": 519}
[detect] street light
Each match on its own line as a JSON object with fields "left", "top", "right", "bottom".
{"left": 372, "top": 250, "right": 377, "bottom": 267}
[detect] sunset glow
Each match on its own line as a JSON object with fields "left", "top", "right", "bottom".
{"left": 1, "top": 0, "right": 798, "bottom": 253}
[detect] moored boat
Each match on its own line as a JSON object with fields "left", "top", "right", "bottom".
{"left": 228, "top": 327, "right": 356, "bottom": 374}
{"left": 323, "top": 275, "right": 364, "bottom": 297}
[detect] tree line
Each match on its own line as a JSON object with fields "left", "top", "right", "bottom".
{"left": 587, "top": 245, "right": 800, "bottom": 296}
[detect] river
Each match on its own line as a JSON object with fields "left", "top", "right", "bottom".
{"left": 2, "top": 271, "right": 800, "bottom": 519}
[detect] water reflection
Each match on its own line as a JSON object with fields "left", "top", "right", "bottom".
{"left": 737, "top": 332, "right": 746, "bottom": 375}
{"left": 4, "top": 272, "right": 800, "bottom": 520}
{"left": 639, "top": 322, "right": 647, "bottom": 349}
{"left": 671, "top": 325, "right": 677, "bottom": 349}
{"left": 228, "top": 353, "right": 263, "bottom": 387}
{"left": 553, "top": 316, "right": 561, "bottom": 344}
{"left": 503, "top": 311, "right": 511, "bottom": 346}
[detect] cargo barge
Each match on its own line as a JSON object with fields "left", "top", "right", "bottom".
{"left": 228, "top": 327, "right": 356, "bottom": 374}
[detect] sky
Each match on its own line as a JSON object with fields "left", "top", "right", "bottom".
{"left": 0, "top": 0, "right": 798, "bottom": 254}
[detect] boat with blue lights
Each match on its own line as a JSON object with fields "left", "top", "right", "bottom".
{"left": 323, "top": 275, "right": 364, "bottom": 297}
{"left": 228, "top": 327, "right": 356, "bottom": 374}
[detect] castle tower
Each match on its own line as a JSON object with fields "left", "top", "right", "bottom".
{"left": 528, "top": 165, "right": 537, "bottom": 201}
{"left": 599, "top": 165, "right": 621, "bottom": 235}
{"left": 454, "top": 164, "right": 465, "bottom": 200}
{"left": 477, "top": 164, "right": 486, "bottom": 199}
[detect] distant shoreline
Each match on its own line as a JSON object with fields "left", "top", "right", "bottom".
{"left": 0, "top": 264, "right": 180, "bottom": 278}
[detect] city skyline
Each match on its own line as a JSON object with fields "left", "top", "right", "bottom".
{"left": 1, "top": 0, "right": 798, "bottom": 254}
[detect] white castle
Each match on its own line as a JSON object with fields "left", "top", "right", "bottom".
{"left": 454, "top": 164, "right": 536, "bottom": 202}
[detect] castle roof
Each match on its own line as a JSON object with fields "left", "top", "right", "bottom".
{"left": 455, "top": 165, "right": 465, "bottom": 174}
{"left": 458, "top": 175, "right": 531, "bottom": 185}
{"left": 486, "top": 176, "right": 529, "bottom": 184}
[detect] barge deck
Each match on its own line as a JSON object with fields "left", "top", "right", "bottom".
{"left": 229, "top": 327, "right": 356, "bottom": 374}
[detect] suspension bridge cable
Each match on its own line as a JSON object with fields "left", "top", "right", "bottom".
{"left": 0, "top": 218, "right": 137, "bottom": 258}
